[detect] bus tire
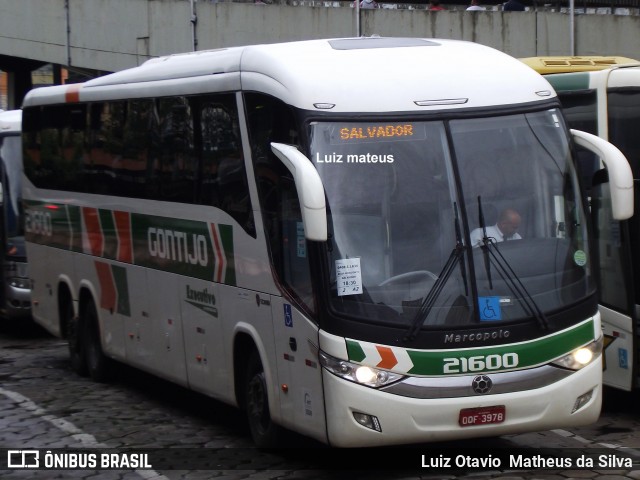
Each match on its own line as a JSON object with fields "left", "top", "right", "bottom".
{"left": 65, "top": 301, "right": 87, "bottom": 377}
{"left": 244, "top": 351, "right": 282, "bottom": 448}
{"left": 82, "top": 299, "right": 112, "bottom": 383}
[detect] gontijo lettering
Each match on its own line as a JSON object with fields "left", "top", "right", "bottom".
{"left": 340, "top": 124, "right": 414, "bottom": 140}
{"left": 148, "top": 227, "right": 208, "bottom": 266}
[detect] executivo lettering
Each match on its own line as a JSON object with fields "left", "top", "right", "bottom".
{"left": 185, "top": 285, "right": 218, "bottom": 318}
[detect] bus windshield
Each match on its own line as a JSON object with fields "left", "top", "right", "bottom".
{"left": 0, "top": 134, "right": 24, "bottom": 258}
{"left": 310, "top": 108, "right": 594, "bottom": 330}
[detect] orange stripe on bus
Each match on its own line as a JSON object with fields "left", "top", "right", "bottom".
{"left": 376, "top": 346, "right": 398, "bottom": 370}
{"left": 65, "top": 84, "right": 82, "bottom": 103}
{"left": 113, "top": 211, "right": 133, "bottom": 264}
{"left": 95, "top": 261, "right": 117, "bottom": 312}
{"left": 210, "top": 223, "right": 224, "bottom": 283}
{"left": 82, "top": 207, "right": 103, "bottom": 257}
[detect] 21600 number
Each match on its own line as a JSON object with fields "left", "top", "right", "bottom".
{"left": 443, "top": 353, "right": 519, "bottom": 373}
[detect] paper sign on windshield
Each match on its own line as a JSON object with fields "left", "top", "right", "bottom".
{"left": 336, "top": 258, "right": 362, "bottom": 296}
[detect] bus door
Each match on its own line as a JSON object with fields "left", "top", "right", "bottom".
{"left": 257, "top": 149, "right": 326, "bottom": 442}
{"left": 590, "top": 164, "right": 636, "bottom": 391}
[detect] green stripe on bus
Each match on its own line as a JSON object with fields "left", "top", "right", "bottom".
{"left": 111, "top": 265, "right": 131, "bottom": 316}
{"left": 100, "top": 209, "right": 117, "bottom": 260}
{"left": 68, "top": 205, "right": 82, "bottom": 253}
{"left": 346, "top": 319, "right": 594, "bottom": 376}
{"left": 406, "top": 319, "right": 593, "bottom": 375}
{"left": 346, "top": 340, "right": 366, "bottom": 363}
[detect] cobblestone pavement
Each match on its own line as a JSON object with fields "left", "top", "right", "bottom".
{"left": 2, "top": 322, "right": 640, "bottom": 480}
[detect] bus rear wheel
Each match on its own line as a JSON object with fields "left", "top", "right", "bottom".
{"left": 82, "top": 299, "right": 112, "bottom": 383}
{"left": 244, "top": 351, "right": 282, "bottom": 448}
{"left": 64, "top": 300, "right": 87, "bottom": 377}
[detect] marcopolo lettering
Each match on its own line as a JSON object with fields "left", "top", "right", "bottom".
{"left": 444, "top": 329, "right": 510, "bottom": 344}
{"left": 148, "top": 227, "right": 208, "bottom": 266}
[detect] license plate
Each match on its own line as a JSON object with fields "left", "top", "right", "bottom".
{"left": 459, "top": 405, "right": 506, "bottom": 427}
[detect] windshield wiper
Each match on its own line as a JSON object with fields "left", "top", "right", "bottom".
{"left": 478, "top": 196, "right": 493, "bottom": 290}
{"left": 477, "top": 197, "right": 549, "bottom": 330}
{"left": 403, "top": 204, "right": 468, "bottom": 342}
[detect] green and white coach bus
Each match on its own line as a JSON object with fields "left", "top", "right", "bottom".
{"left": 21, "top": 38, "right": 633, "bottom": 447}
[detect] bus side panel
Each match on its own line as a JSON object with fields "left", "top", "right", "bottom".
{"left": 28, "top": 244, "right": 66, "bottom": 336}
{"left": 270, "top": 297, "right": 326, "bottom": 444}
{"left": 181, "top": 277, "right": 226, "bottom": 399}
{"left": 145, "top": 271, "right": 188, "bottom": 387}
{"left": 77, "top": 257, "right": 126, "bottom": 362}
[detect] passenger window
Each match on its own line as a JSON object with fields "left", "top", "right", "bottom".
{"left": 198, "top": 94, "right": 255, "bottom": 237}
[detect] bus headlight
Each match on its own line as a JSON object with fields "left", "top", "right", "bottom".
{"left": 551, "top": 336, "right": 603, "bottom": 370}
{"left": 319, "top": 351, "right": 404, "bottom": 388}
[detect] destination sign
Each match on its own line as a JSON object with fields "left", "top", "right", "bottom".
{"left": 326, "top": 122, "right": 426, "bottom": 144}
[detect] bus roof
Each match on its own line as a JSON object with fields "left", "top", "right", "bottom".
{"left": 520, "top": 55, "right": 640, "bottom": 75}
{"left": 23, "top": 37, "right": 556, "bottom": 113}
{"left": 0, "top": 109, "right": 21, "bottom": 134}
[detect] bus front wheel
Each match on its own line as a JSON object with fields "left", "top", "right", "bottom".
{"left": 244, "top": 351, "right": 282, "bottom": 448}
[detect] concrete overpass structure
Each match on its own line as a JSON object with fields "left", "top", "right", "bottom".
{"left": 2, "top": 0, "right": 640, "bottom": 108}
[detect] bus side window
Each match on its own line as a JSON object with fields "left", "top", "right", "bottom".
{"left": 155, "top": 97, "right": 197, "bottom": 204}
{"left": 245, "top": 93, "right": 314, "bottom": 312}
{"left": 28, "top": 105, "right": 86, "bottom": 192}
{"left": 198, "top": 95, "right": 255, "bottom": 237}
{"left": 87, "top": 101, "right": 127, "bottom": 195}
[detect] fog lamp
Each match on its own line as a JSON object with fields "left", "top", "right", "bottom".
{"left": 572, "top": 388, "right": 594, "bottom": 413}
{"left": 353, "top": 412, "right": 382, "bottom": 432}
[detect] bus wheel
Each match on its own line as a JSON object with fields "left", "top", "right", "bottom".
{"left": 244, "top": 351, "right": 282, "bottom": 448}
{"left": 65, "top": 301, "right": 87, "bottom": 377}
{"left": 82, "top": 299, "right": 112, "bottom": 383}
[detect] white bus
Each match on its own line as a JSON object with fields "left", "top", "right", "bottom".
{"left": 521, "top": 56, "right": 640, "bottom": 392}
{"left": 0, "top": 110, "right": 31, "bottom": 322}
{"left": 22, "top": 38, "right": 633, "bottom": 448}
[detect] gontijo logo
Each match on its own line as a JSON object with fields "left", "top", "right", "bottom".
{"left": 147, "top": 227, "right": 208, "bottom": 266}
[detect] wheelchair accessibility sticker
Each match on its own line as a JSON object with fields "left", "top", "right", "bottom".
{"left": 284, "top": 304, "right": 293, "bottom": 327}
{"left": 478, "top": 296, "right": 502, "bottom": 321}
{"left": 619, "top": 348, "right": 629, "bottom": 369}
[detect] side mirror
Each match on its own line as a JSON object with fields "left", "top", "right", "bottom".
{"left": 270, "top": 143, "right": 327, "bottom": 241}
{"left": 571, "top": 129, "right": 634, "bottom": 220}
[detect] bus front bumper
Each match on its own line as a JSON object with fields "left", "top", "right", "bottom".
{"left": 323, "top": 358, "right": 602, "bottom": 448}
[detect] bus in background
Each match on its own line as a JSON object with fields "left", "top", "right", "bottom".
{"left": 520, "top": 56, "right": 640, "bottom": 392}
{"left": 21, "top": 38, "right": 632, "bottom": 448}
{"left": 520, "top": 56, "right": 638, "bottom": 75}
{"left": 0, "top": 110, "right": 31, "bottom": 322}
